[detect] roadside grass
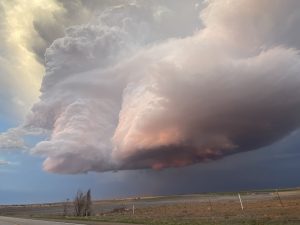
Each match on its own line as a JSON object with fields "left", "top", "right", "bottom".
{"left": 3, "top": 188, "right": 300, "bottom": 225}
{"left": 33, "top": 215, "right": 300, "bottom": 225}
{"left": 33, "top": 198, "right": 300, "bottom": 225}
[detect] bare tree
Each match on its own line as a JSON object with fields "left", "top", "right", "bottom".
{"left": 84, "top": 189, "right": 92, "bottom": 216}
{"left": 74, "top": 190, "right": 85, "bottom": 216}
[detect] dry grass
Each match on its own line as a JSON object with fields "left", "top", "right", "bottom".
{"left": 1, "top": 190, "right": 300, "bottom": 225}
{"left": 89, "top": 192, "right": 300, "bottom": 224}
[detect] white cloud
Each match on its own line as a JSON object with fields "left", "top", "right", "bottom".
{"left": 2, "top": 0, "right": 300, "bottom": 174}
{"left": 0, "top": 128, "right": 26, "bottom": 149}
{"left": 0, "top": 0, "right": 58, "bottom": 118}
{"left": 0, "top": 0, "right": 114, "bottom": 119}
{"left": 0, "top": 159, "right": 11, "bottom": 166}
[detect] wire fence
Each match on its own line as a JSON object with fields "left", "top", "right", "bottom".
{"left": 1, "top": 190, "right": 300, "bottom": 222}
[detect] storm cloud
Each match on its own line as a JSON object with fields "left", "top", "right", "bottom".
{"left": 2, "top": 0, "right": 300, "bottom": 174}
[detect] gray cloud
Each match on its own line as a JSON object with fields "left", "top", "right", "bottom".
{"left": 29, "top": 0, "right": 202, "bottom": 64}
{"left": 113, "top": 46, "right": 300, "bottom": 170}
{"left": 2, "top": 0, "right": 300, "bottom": 174}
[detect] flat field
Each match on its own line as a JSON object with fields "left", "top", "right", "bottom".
{"left": 1, "top": 188, "right": 300, "bottom": 225}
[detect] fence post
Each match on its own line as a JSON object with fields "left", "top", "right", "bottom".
{"left": 276, "top": 189, "right": 284, "bottom": 207}
{"left": 132, "top": 204, "right": 135, "bottom": 215}
{"left": 238, "top": 193, "right": 244, "bottom": 210}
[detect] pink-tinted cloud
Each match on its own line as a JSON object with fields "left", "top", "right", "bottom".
{"left": 3, "top": 0, "right": 300, "bottom": 174}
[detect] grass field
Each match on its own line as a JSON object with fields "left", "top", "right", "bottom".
{"left": 1, "top": 188, "right": 300, "bottom": 225}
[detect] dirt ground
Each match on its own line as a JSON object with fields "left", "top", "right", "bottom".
{"left": 1, "top": 189, "right": 300, "bottom": 225}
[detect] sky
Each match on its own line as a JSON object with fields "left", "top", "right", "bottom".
{"left": 1, "top": 0, "right": 300, "bottom": 204}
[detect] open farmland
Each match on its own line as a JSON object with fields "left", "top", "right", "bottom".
{"left": 1, "top": 188, "right": 300, "bottom": 225}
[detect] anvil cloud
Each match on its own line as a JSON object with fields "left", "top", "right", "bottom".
{"left": 3, "top": 0, "right": 300, "bottom": 174}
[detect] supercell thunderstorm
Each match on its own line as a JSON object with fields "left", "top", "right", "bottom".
{"left": 3, "top": 0, "right": 300, "bottom": 174}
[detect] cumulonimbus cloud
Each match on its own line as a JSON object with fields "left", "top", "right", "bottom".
{"left": 3, "top": 0, "right": 300, "bottom": 174}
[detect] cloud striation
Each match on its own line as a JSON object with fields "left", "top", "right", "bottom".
{"left": 3, "top": 0, "right": 300, "bottom": 174}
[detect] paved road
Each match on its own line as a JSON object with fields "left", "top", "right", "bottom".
{"left": 0, "top": 216, "right": 142, "bottom": 225}
{"left": 0, "top": 216, "right": 83, "bottom": 225}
